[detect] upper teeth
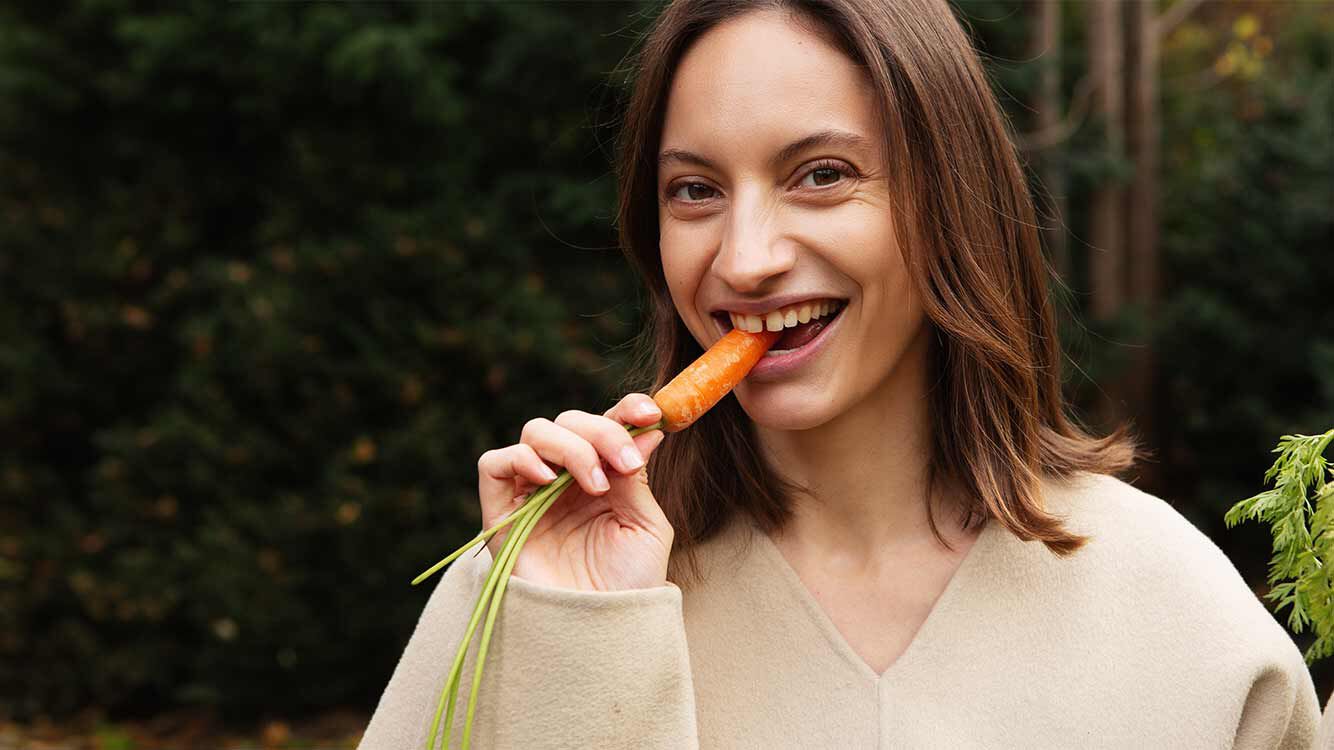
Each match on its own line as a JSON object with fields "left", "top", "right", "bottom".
{"left": 728, "top": 300, "right": 841, "bottom": 333}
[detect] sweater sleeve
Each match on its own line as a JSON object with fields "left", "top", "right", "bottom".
{"left": 357, "top": 545, "right": 699, "bottom": 750}
{"left": 1318, "top": 691, "right": 1334, "bottom": 750}
{"left": 1232, "top": 637, "right": 1319, "bottom": 750}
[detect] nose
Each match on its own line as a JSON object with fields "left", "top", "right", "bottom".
{"left": 709, "top": 191, "right": 796, "bottom": 293}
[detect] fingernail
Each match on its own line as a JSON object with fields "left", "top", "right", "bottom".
{"left": 590, "top": 465, "right": 610, "bottom": 492}
{"left": 619, "top": 446, "right": 644, "bottom": 472}
{"left": 636, "top": 402, "right": 660, "bottom": 419}
{"left": 539, "top": 465, "right": 558, "bottom": 482}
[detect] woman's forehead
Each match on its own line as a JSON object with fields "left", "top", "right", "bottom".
{"left": 660, "top": 11, "right": 879, "bottom": 166}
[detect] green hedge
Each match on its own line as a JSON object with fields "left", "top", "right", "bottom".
{"left": 0, "top": 0, "right": 653, "bottom": 716}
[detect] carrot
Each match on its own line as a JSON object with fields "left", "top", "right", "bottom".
{"left": 653, "top": 327, "right": 782, "bottom": 432}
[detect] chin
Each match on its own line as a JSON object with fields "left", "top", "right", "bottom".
{"left": 736, "top": 387, "right": 841, "bottom": 432}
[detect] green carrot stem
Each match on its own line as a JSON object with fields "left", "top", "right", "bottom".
{"left": 441, "top": 496, "right": 541, "bottom": 749}
{"left": 461, "top": 478, "right": 570, "bottom": 749}
{"left": 412, "top": 480, "right": 558, "bottom": 586}
{"left": 629, "top": 420, "right": 665, "bottom": 437}
{"left": 425, "top": 475, "right": 569, "bottom": 749}
{"left": 419, "top": 418, "right": 666, "bottom": 750}
{"left": 424, "top": 539, "right": 497, "bottom": 750}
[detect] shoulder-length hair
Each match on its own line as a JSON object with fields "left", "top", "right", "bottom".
{"left": 612, "top": 0, "right": 1142, "bottom": 583}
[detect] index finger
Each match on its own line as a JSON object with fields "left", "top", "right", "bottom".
{"left": 603, "top": 392, "right": 663, "bottom": 427}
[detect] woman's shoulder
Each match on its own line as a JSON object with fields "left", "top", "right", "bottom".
{"left": 1035, "top": 472, "right": 1318, "bottom": 750}
{"left": 1036, "top": 470, "right": 1301, "bottom": 654}
{"left": 1038, "top": 470, "right": 1253, "bottom": 601}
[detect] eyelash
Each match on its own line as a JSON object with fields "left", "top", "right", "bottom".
{"left": 665, "top": 159, "right": 861, "bottom": 204}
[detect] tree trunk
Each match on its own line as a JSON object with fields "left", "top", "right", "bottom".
{"left": 1031, "top": 0, "right": 1069, "bottom": 284}
{"left": 1088, "top": 0, "right": 1125, "bottom": 324}
{"left": 1087, "top": 0, "right": 1127, "bottom": 428}
{"left": 1126, "top": 0, "right": 1162, "bottom": 489}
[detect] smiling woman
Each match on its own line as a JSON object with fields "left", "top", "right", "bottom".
{"left": 358, "top": 1, "right": 1320, "bottom": 748}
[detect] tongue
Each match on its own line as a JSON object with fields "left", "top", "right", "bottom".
{"left": 775, "top": 317, "right": 827, "bottom": 350}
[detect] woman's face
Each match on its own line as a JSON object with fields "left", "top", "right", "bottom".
{"left": 657, "top": 10, "right": 929, "bottom": 431}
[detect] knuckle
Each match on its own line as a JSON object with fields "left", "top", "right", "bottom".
{"left": 594, "top": 427, "right": 630, "bottom": 460}
{"left": 555, "top": 409, "right": 583, "bottom": 425}
{"left": 573, "top": 441, "right": 601, "bottom": 470}
{"left": 478, "top": 445, "right": 519, "bottom": 474}
{"left": 520, "top": 417, "right": 549, "bottom": 440}
{"left": 520, "top": 444, "right": 546, "bottom": 467}
{"left": 611, "top": 393, "right": 658, "bottom": 420}
{"left": 614, "top": 428, "right": 639, "bottom": 454}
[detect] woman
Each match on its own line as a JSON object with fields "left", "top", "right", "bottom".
{"left": 360, "top": 1, "right": 1319, "bottom": 747}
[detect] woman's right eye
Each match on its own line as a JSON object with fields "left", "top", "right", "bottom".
{"left": 669, "top": 182, "right": 717, "bottom": 202}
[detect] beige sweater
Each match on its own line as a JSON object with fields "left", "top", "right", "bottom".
{"left": 359, "top": 471, "right": 1319, "bottom": 749}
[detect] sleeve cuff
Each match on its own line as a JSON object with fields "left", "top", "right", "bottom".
{"left": 456, "top": 547, "right": 698, "bottom": 747}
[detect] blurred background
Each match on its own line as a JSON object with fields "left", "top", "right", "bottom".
{"left": 1, "top": 0, "right": 1331, "bottom": 747}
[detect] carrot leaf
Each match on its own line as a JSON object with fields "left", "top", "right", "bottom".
{"left": 1226, "top": 427, "right": 1334, "bottom": 664}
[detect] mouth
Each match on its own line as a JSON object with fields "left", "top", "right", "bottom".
{"left": 712, "top": 298, "right": 847, "bottom": 355}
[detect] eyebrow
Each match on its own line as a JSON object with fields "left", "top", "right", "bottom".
{"left": 657, "top": 128, "right": 872, "bottom": 173}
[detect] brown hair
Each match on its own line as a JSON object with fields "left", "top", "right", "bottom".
{"left": 612, "top": 0, "right": 1142, "bottom": 583}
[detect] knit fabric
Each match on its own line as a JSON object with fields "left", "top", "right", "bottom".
{"left": 359, "top": 471, "right": 1319, "bottom": 749}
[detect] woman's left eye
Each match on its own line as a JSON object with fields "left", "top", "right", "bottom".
{"left": 798, "top": 160, "right": 857, "bottom": 189}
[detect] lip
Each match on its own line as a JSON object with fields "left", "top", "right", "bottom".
{"left": 711, "top": 302, "right": 845, "bottom": 381}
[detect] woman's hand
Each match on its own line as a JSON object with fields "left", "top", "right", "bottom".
{"left": 475, "top": 393, "right": 672, "bottom": 592}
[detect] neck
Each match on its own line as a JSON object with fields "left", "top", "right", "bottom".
{"left": 754, "top": 324, "right": 965, "bottom": 561}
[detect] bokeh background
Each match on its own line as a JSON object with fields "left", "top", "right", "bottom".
{"left": 2, "top": 0, "right": 1331, "bottom": 747}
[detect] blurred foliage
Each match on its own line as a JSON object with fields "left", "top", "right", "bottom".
{"left": 1157, "top": 4, "right": 1334, "bottom": 530}
{"left": 0, "top": 0, "right": 1331, "bottom": 721}
{"left": 0, "top": 0, "right": 652, "bottom": 718}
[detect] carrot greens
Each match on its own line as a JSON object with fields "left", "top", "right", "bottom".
{"left": 1225, "top": 427, "right": 1334, "bottom": 664}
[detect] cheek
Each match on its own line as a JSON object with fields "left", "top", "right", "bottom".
{"left": 834, "top": 211, "right": 922, "bottom": 356}
{"left": 659, "top": 240, "right": 687, "bottom": 300}
{"left": 658, "top": 222, "right": 716, "bottom": 316}
{"left": 857, "top": 248, "right": 917, "bottom": 336}
{"left": 824, "top": 204, "right": 907, "bottom": 299}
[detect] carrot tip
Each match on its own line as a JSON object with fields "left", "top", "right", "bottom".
{"left": 651, "top": 328, "right": 781, "bottom": 432}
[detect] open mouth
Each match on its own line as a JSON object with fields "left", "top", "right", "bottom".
{"left": 713, "top": 299, "right": 847, "bottom": 354}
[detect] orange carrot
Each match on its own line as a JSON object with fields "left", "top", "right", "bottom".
{"left": 652, "top": 327, "right": 782, "bottom": 432}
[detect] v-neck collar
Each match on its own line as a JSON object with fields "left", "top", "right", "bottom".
{"left": 745, "top": 513, "right": 998, "bottom": 683}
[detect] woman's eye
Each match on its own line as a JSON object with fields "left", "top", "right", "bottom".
{"left": 670, "top": 182, "right": 717, "bottom": 202}
{"left": 799, "top": 163, "right": 852, "bottom": 189}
